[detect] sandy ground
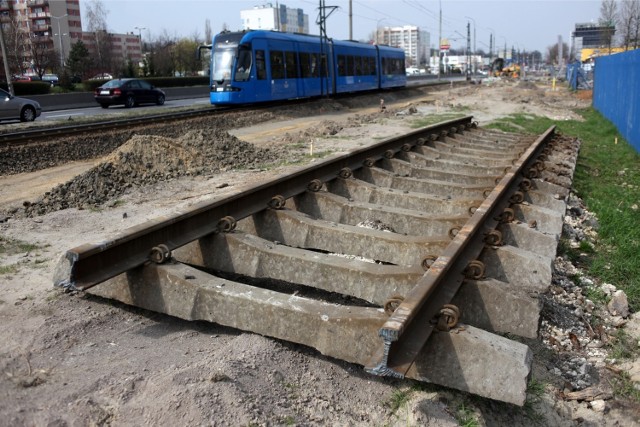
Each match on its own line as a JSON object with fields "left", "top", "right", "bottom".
{"left": 1, "top": 80, "right": 638, "bottom": 426}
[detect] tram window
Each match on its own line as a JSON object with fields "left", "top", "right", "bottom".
{"left": 300, "top": 52, "right": 311, "bottom": 78}
{"left": 338, "top": 55, "right": 347, "bottom": 76}
{"left": 285, "top": 51, "right": 299, "bottom": 78}
{"left": 234, "top": 47, "right": 252, "bottom": 82}
{"left": 369, "top": 57, "right": 377, "bottom": 75}
{"left": 321, "top": 54, "right": 328, "bottom": 77}
{"left": 361, "top": 57, "right": 369, "bottom": 75}
{"left": 256, "top": 50, "right": 266, "bottom": 80}
{"left": 346, "top": 55, "right": 354, "bottom": 76}
{"left": 309, "top": 54, "right": 318, "bottom": 77}
{"left": 355, "top": 56, "right": 363, "bottom": 76}
{"left": 270, "top": 51, "right": 285, "bottom": 79}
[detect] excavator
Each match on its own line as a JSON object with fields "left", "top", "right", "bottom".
{"left": 490, "top": 58, "right": 521, "bottom": 78}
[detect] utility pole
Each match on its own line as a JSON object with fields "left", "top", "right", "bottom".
{"left": 490, "top": 33, "right": 493, "bottom": 62}
{"left": 317, "top": 0, "right": 337, "bottom": 96}
{"left": 466, "top": 22, "right": 471, "bottom": 80}
{"left": 348, "top": 0, "right": 352, "bottom": 40}
{"left": 438, "top": 0, "right": 442, "bottom": 80}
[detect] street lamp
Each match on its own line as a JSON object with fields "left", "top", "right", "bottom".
{"left": 500, "top": 36, "right": 508, "bottom": 59}
{"left": 134, "top": 26, "right": 146, "bottom": 41}
{"left": 51, "top": 14, "right": 68, "bottom": 68}
{"left": 375, "top": 18, "right": 386, "bottom": 45}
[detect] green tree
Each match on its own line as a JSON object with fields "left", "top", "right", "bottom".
{"left": 174, "top": 38, "right": 201, "bottom": 76}
{"left": 66, "top": 40, "right": 92, "bottom": 80}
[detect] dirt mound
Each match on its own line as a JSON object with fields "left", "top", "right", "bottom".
{"left": 21, "top": 129, "right": 290, "bottom": 217}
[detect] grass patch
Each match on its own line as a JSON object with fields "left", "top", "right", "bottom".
{"left": 608, "top": 329, "right": 637, "bottom": 360}
{"left": 611, "top": 371, "right": 640, "bottom": 401}
{"left": 454, "top": 402, "right": 479, "bottom": 427}
{"left": 0, "top": 264, "right": 19, "bottom": 275}
{"left": 0, "top": 236, "right": 40, "bottom": 255}
{"left": 386, "top": 388, "right": 412, "bottom": 414}
{"left": 486, "top": 108, "right": 640, "bottom": 311}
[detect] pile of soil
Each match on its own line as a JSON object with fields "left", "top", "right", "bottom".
{"left": 21, "top": 129, "right": 291, "bottom": 217}
{"left": 0, "top": 111, "right": 277, "bottom": 177}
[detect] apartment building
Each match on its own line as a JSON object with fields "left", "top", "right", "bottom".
{"left": 377, "top": 25, "right": 430, "bottom": 67}
{"left": 241, "top": 3, "right": 309, "bottom": 34}
{"left": 1, "top": 0, "right": 140, "bottom": 75}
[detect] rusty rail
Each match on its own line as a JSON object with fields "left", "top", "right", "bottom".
{"left": 366, "top": 125, "right": 556, "bottom": 377}
{"left": 53, "top": 118, "right": 572, "bottom": 406}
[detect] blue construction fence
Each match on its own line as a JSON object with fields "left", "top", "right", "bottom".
{"left": 593, "top": 49, "right": 640, "bottom": 153}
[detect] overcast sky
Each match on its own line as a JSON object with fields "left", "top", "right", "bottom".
{"left": 79, "top": 0, "right": 604, "bottom": 53}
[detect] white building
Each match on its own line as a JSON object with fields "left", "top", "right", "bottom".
{"left": 241, "top": 3, "right": 309, "bottom": 34}
{"left": 377, "top": 26, "right": 430, "bottom": 66}
{"left": 429, "top": 54, "right": 483, "bottom": 73}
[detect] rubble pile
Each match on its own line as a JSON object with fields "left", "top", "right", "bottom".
{"left": 20, "top": 129, "right": 290, "bottom": 217}
{"left": 0, "top": 111, "right": 277, "bottom": 177}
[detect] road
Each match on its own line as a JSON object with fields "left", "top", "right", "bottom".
{"left": 16, "top": 75, "right": 468, "bottom": 124}
{"left": 40, "top": 96, "right": 212, "bottom": 121}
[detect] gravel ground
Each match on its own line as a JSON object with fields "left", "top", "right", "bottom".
{"left": 0, "top": 81, "right": 638, "bottom": 426}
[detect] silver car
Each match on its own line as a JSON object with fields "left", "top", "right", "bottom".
{"left": 0, "top": 88, "right": 42, "bottom": 122}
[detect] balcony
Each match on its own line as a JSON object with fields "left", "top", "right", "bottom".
{"left": 0, "top": 1, "right": 10, "bottom": 11}
{"left": 28, "top": 12, "right": 50, "bottom": 19}
{"left": 27, "top": 0, "right": 49, "bottom": 6}
{"left": 31, "top": 24, "right": 50, "bottom": 32}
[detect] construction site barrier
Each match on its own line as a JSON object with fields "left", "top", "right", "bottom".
{"left": 593, "top": 49, "right": 640, "bottom": 153}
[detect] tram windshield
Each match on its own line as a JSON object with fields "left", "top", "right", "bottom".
{"left": 212, "top": 48, "right": 235, "bottom": 82}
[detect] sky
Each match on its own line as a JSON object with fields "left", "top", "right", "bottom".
{"left": 78, "top": 0, "right": 604, "bottom": 53}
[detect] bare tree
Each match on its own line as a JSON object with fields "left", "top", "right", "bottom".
{"left": 147, "top": 30, "right": 179, "bottom": 77}
{"left": 30, "top": 36, "right": 59, "bottom": 78}
{"left": 85, "top": 0, "right": 114, "bottom": 73}
{"left": 620, "top": 0, "right": 640, "bottom": 49}
{"left": 600, "top": 0, "right": 618, "bottom": 52}
{"left": 3, "top": 13, "right": 29, "bottom": 76}
{"left": 546, "top": 42, "right": 569, "bottom": 65}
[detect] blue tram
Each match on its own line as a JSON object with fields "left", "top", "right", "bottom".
{"left": 199, "top": 30, "right": 406, "bottom": 105}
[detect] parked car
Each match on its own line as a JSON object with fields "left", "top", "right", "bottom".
{"left": 13, "top": 75, "right": 41, "bottom": 82}
{"left": 41, "top": 74, "right": 59, "bottom": 86}
{"left": 90, "top": 73, "right": 113, "bottom": 80}
{"left": 0, "top": 88, "right": 42, "bottom": 122}
{"left": 94, "top": 78, "right": 166, "bottom": 108}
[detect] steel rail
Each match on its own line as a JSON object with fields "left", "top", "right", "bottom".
{"left": 55, "top": 116, "right": 475, "bottom": 291}
{"left": 366, "top": 125, "right": 557, "bottom": 377}
{"left": 0, "top": 108, "right": 219, "bottom": 146}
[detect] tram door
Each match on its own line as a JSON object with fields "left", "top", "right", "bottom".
{"left": 267, "top": 42, "right": 298, "bottom": 100}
